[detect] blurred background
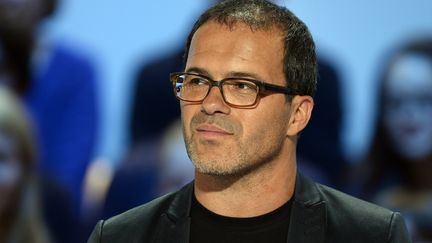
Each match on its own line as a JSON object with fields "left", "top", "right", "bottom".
{"left": 0, "top": 0, "right": 431, "bottom": 242}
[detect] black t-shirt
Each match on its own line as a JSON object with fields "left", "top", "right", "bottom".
{"left": 190, "top": 195, "right": 292, "bottom": 243}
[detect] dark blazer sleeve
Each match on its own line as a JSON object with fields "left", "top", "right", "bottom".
{"left": 387, "top": 212, "right": 412, "bottom": 243}
{"left": 87, "top": 220, "right": 104, "bottom": 243}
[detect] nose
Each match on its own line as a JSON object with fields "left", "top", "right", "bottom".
{"left": 201, "top": 86, "right": 230, "bottom": 115}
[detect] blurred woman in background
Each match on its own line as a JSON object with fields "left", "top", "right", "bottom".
{"left": 0, "top": 86, "right": 51, "bottom": 243}
{"left": 364, "top": 38, "right": 432, "bottom": 242}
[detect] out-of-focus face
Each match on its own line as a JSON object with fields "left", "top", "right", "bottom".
{"left": 0, "top": 0, "right": 46, "bottom": 33}
{"left": 383, "top": 54, "right": 432, "bottom": 160}
{"left": 181, "top": 21, "right": 292, "bottom": 176}
{"left": 0, "top": 131, "right": 21, "bottom": 215}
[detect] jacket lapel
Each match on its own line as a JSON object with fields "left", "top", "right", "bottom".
{"left": 152, "top": 183, "right": 194, "bottom": 243}
{"left": 287, "top": 173, "right": 327, "bottom": 243}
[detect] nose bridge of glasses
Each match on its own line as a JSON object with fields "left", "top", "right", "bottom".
{"left": 200, "top": 83, "right": 231, "bottom": 114}
{"left": 208, "top": 78, "right": 224, "bottom": 88}
{"left": 192, "top": 78, "right": 226, "bottom": 108}
{"left": 206, "top": 79, "right": 226, "bottom": 101}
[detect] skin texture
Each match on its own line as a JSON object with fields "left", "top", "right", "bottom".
{"left": 181, "top": 21, "right": 313, "bottom": 217}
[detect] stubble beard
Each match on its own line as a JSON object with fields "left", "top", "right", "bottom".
{"left": 183, "top": 120, "right": 287, "bottom": 179}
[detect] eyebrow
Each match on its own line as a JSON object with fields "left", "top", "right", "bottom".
{"left": 225, "top": 71, "right": 264, "bottom": 81}
{"left": 185, "top": 67, "right": 265, "bottom": 81}
{"left": 184, "top": 67, "right": 211, "bottom": 76}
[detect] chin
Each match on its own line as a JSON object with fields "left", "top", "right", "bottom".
{"left": 193, "top": 158, "right": 260, "bottom": 178}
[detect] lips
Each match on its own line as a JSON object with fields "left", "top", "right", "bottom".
{"left": 195, "top": 124, "right": 234, "bottom": 136}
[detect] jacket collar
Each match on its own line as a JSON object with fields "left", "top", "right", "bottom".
{"left": 154, "top": 172, "right": 327, "bottom": 243}
{"left": 287, "top": 173, "right": 327, "bottom": 243}
{"left": 152, "top": 183, "right": 193, "bottom": 243}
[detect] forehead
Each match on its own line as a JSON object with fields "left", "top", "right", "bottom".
{"left": 190, "top": 21, "right": 284, "bottom": 56}
{"left": 386, "top": 54, "right": 432, "bottom": 95}
{"left": 186, "top": 21, "right": 285, "bottom": 82}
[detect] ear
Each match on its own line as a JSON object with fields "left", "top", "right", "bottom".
{"left": 286, "top": 96, "right": 314, "bottom": 137}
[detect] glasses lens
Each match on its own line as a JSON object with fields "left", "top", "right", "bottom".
{"left": 175, "top": 74, "right": 209, "bottom": 101}
{"left": 222, "top": 79, "right": 258, "bottom": 106}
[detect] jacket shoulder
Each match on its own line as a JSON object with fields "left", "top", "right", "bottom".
{"left": 315, "top": 183, "right": 411, "bottom": 242}
{"left": 88, "top": 190, "right": 179, "bottom": 243}
{"left": 317, "top": 183, "right": 393, "bottom": 218}
{"left": 108, "top": 192, "right": 174, "bottom": 227}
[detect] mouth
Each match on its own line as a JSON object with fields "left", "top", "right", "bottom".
{"left": 195, "top": 124, "right": 234, "bottom": 138}
{"left": 400, "top": 126, "right": 420, "bottom": 136}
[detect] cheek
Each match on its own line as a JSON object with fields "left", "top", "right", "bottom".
{"left": 384, "top": 108, "right": 432, "bottom": 158}
{"left": 383, "top": 112, "right": 402, "bottom": 133}
{"left": 384, "top": 106, "right": 432, "bottom": 134}
{"left": 243, "top": 102, "right": 290, "bottom": 140}
{"left": 180, "top": 104, "right": 194, "bottom": 136}
{"left": 417, "top": 117, "right": 432, "bottom": 145}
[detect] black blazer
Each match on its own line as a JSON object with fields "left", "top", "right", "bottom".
{"left": 88, "top": 173, "right": 412, "bottom": 243}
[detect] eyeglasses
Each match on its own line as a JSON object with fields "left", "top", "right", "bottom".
{"left": 170, "top": 72, "right": 298, "bottom": 108}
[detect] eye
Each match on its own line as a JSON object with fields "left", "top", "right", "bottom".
{"left": 188, "top": 77, "right": 208, "bottom": 86}
{"left": 181, "top": 74, "right": 209, "bottom": 87}
{"left": 229, "top": 81, "right": 257, "bottom": 93}
{"left": 235, "top": 82, "right": 254, "bottom": 90}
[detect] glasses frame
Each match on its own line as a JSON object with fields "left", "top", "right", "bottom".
{"left": 170, "top": 72, "right": 298, "bottom": 108}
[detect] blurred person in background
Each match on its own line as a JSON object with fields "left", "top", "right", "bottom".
{"left": 0, "top": 85, "right": 51, "bottom": 243}
{"left": 363, "top": 38, "right": 432, "bottom": 242}
{"left": 1, "top": 40, "right": 79, "bottom": 243}
{"left": 102, "top": 119, "right": 193, "bottom": 219}
{"left": 0, "top": 0, "right": 99, "bottom": 218}
{"left": 156, "top": 120, "right": 194, "bottom": 196}
{"left": 297, "top": 58, "right": 347, "bottom": 189}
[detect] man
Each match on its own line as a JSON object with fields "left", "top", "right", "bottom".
{"left": 88, "top": 0, "right": 411, "bottom": 242}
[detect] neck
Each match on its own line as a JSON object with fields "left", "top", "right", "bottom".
{"left": 194, "top": 145, "right": 297, "bottom": 218}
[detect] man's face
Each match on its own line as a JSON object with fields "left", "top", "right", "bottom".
{"left": 383, "top": 54, "right": 432, "bottom": 160}
{"left": 181, "top": 21, "right": 292, "bottom": 176}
